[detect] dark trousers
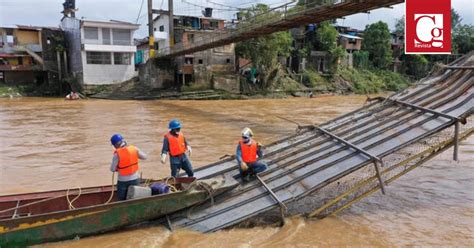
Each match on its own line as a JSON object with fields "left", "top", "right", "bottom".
{"left": 239, "top": 161, "right": 267, "bottom": 177}
{"left": 170, "top": 154, "right": 194, "bottom": 177}
{"left": 117, "top": 179, "right": 139, "bottom": 201}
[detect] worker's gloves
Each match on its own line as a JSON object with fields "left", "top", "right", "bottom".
{"left": 187, "top": 146, "right": 192, "bottom": 157}
{"left": 160, "top": 153, "right": 167, "bottom": 164}
{"left": 257, "top": 142, "right": 263, "bottom": 148}
{"left": 240, "top": 162, "right": 248, "bottom": 172}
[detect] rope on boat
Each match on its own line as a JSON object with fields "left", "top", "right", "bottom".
{"left": 104, "top": 172, "right": 115, "bottom": 204}
{"left": 66, "top": 187, "right": 82, "bottom": 210}
{"left": 186, "top": 180, "right": 216, "bottom": 220}
{"left": 0, "top": 195, "right": 66, "bottom": 215}
{"left": 164, "top": 176, "right": 178, "bottom": 192}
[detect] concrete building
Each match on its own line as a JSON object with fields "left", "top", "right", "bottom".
{"left": 153, "top": 13, "right": 235, "bottom": 86}
{"left": 60, "top": 17, "right": 139, "bottom": 87}
{"left": 338, "top": 33, "right": 363, "bottom": 67}
{"left": 0, "top": 25, "right": 66, "bottom": 88}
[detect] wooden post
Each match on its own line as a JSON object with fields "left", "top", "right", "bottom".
{"left": 454, "top": 121, "right": 459, "bottom": 161}
{"left": 56, "top": 51, "right": 62, "bottom": 93}
{"left": 147, "top": 0, "right": 155, "bottom": 57}
{"left": 56, "top": 51, "right": 62, "bottom": 80}
{"left": 63, "top": 51, "right": 68, "bottom": 77}
{"left": 169, "top": 0, "right": 174, "bottom": 47}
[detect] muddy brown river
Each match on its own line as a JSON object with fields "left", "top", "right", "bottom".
{"left": 0, "top": 96, "right": 472, "bottom": 247}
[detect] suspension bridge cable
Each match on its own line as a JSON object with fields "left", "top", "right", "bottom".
{"left": 135, "top": 0, "right": 145, "bottom": 23}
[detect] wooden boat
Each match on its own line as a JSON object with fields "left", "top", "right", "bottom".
{"left": 0, "top": 176, "right": 238, "bottom": 246}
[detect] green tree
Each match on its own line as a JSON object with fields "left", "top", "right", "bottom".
{"left": 395, "top": 15, "right": 404, "bottom": 35}
{"left": 236, "top": 4, "right": 292, "bottom": 87}
{"left": 453, "top": 24, "right": 474, "bottom": 54}
{"left": 451, "top": 8, "right": 473, "bottom": 54}
{"left": 451, "top": 9, "right": 462, "bottom": 30}
{"left": 403, "top": 54, "right": 429, "bottom": 79}
{"left": 315, "top": 21, "right": 338, "bottom": 51}
{"left": 362, "top": 21, "right": 393, "bottom": 70}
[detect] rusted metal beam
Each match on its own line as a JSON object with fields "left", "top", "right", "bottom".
{"left": 445, "top": 66, "right": 474, "bottom": 70}
{"left": 389, "top": 99, "right": 461, "bottom": 122}
{"left": 256, "top": 175, "right": 287, "bottom": 225}
{"left": 313, "top": 126, "right": 386, "bottom": 194}
{"left": 374, "top": 96, "right": 464, "bottom": 161}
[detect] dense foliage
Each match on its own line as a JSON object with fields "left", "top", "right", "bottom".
{"left": 362, "top": 21, "right": 393, "bottom": 70}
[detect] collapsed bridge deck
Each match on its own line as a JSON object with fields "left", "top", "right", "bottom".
{"left": 163, "top": 53, "right": 473, "bottom": 233}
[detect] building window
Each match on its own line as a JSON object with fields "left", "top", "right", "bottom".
{"left": 84, "top": 27, "right": 99, "bottom": 40}
{"left": 159, "top": 25, "right": 164, "bottom": 32}
{"left": 46, "top": 38, "right": 51, "bottom": 45}
{"left": 113, "top": 53, "right": 131, "bottom": 65}
{"left": 185, "top": 57, "right": 193, "bottom": 64}
{"left": 6, "top": 35, "right": 14, "bottom": 45}
{"left": 86, "top": 52, "right": 111, "bottom": 64}
{"left": 210, "top": 21, "right": 218, "bottom": 29}
{"left": 187, "top": 34, "right": 195, "bottom": 43}
{"left": 102, "top": 28, "right": 111, "bottom": 45}
{"left": 112, "top": 29, "right": 131, "bottom": 45}
{"left": 226, "top": 58, "right": 231, "bottom": 64}
{"left": 198, "top": 59, "right": 203, "bottom": 64}
{"left": 348, "top": 38, "right": 357, "bottom": 44}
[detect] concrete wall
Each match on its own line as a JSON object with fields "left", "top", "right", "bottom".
{"left": 154, "top": 15, "right": 170, "bottom": 51}
{"left": 3, "top": 71, "right": 45, "bottom": 85}
{"left": 138, "top": 59, "right": 174, "bottom": 89}
{"left": 339, "top": 38, "right": 362, "bottom": 51}
{"left": 81, "top": 50, "right": 136, "bottom": 85}
{"left": 212, "top": 74, "right": 239, "bottom": 93}
{"left": 15, "top": 30, "right": 40, "bottom": 45}
{"left": 60, "top": 17, "right": 83, "bottom": 79}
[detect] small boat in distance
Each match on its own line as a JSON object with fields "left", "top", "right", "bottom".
{"left": 0, "top": 176, "right": 238, "bottom": 247}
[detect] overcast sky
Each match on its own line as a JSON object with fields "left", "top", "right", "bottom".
{"left": 1, "top": 0, "right": 473, "bottom": 38}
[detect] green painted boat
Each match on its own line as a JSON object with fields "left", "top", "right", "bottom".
{"left": 0, "top": 176, "right": 237, "bottom": 247}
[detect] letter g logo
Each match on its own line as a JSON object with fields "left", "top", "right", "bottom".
{"left": 414, "top": 14, "right": 444, "bottom": 48}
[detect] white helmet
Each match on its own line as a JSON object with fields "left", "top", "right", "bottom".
{"left": 241, "top": 127, "right": 254, "bottom": 138}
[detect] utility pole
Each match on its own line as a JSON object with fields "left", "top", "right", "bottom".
{"left": 168, "top": 0, "right": 174, "bottom": 48}
{"left": 147, "top": 0, "right": 155, "bottom": 58}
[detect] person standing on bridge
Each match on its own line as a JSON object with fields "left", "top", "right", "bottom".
{"left": 110, "top": 134, "right": 148, "bottom": 201}
{"left": 236, "top": 127, "right": 267, "bottom": 182}
{"left": 160, "top": 119, "right": 194, "bottom": 178}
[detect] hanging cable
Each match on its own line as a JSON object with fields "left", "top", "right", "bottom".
{"left": 135, "top": 0, "right": 145, "bottom": 23}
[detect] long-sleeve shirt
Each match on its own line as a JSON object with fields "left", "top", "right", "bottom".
{"left": 161, "top": 134, "right": 189, "bottom": 165}
{"left": 110, "top": 143, "right": 148, "bottom": 182}
{"left": 236, "top": 140, "right": 263, "bottom": 165}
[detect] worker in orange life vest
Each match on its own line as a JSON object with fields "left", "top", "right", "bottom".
{"left": 236, "top": 127, "right": 267, "bottom": 182}
{"left": 110, "top": 134, "right": 148, "bottom": 201}
{"left": 160, "top": 119, "right": 194, "bottom": 177}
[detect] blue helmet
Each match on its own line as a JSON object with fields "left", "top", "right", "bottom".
{"left": 168, "top": 119, "right": 182, "bottom": 130}
{"left": 110, "top": 134, "right": 124, "bottom": 146}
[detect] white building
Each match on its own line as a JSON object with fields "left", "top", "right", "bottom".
{"left": 61, "top": 18, "right": 139, "bottom": 86}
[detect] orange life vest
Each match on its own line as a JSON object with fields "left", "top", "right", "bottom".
{"left": 115, "top": 145, "right": 139, "bottom": 176}
{"left": 239, "top": 139, "right": 257, "bottom": 163}
{"left": 165, "top": 132, "right": 186, "bottom": 156}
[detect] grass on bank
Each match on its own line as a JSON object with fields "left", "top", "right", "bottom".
{"left": 336, "top": 67, "right": 411, "bottom": 94}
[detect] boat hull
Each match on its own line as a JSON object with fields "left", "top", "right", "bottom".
{"left": 0, "top": 176, "right": 237, "bottom": 246}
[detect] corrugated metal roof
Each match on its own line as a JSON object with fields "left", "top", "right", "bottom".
{"left": 339, "top": 33, "right": 363, "bottom": 39}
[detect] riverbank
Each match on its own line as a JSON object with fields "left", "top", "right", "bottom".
{"left": 0, "top": 84, "right": 24, "bottom": 98}
{"left": 86, "top": 67, "right": 409, "bottom": 100}
{"left": 0, "top": 67, "right": 411, "bottom": 100}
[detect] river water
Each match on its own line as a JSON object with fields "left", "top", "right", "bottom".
{"left": 0, "top": 96, "right": 472, "bottom": 247}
